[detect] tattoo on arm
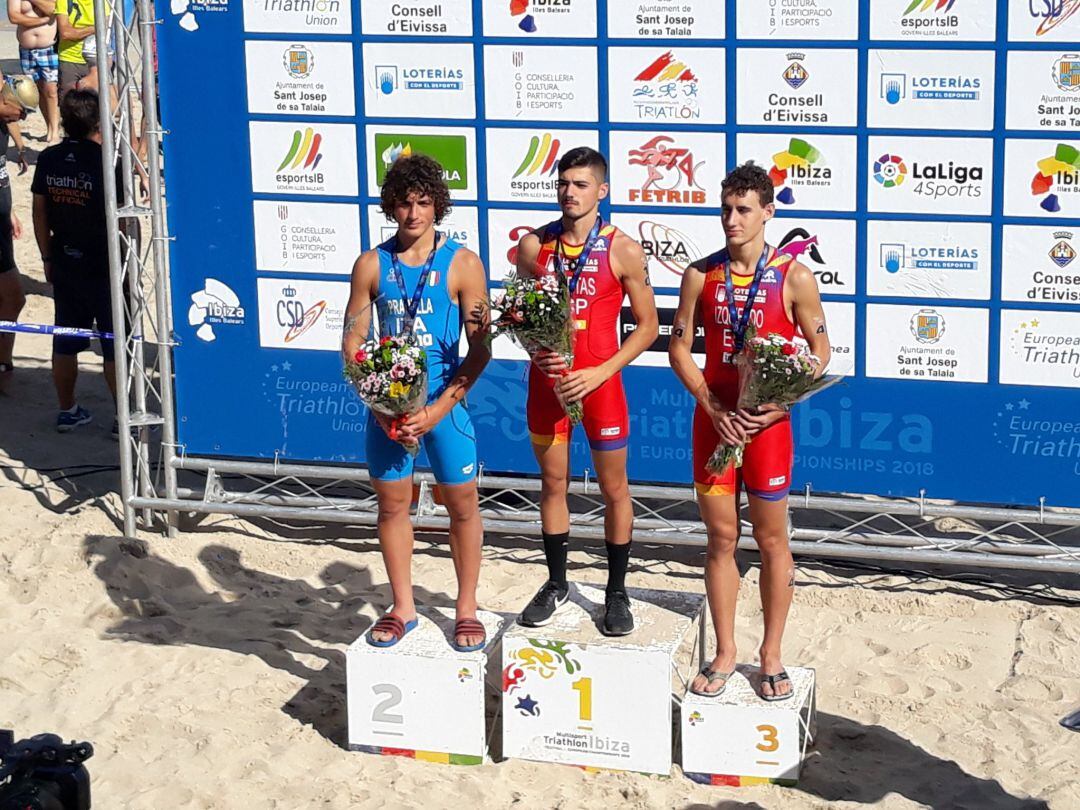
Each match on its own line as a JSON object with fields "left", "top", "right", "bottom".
{"left": 815, "top": 323, "right": 826, "bottom": 334}
{"left": 673, "top": 320, "right": 687, "bottom": 340}
{"left": 641, "top": 253, "right": 652, "bottom": 286}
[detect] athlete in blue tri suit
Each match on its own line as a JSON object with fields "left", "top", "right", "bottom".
{"left": 344, "top": 154, "right": 491, "bottom": 652}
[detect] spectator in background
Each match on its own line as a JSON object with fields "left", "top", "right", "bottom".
{"left": 55, "top": 0, "right": 100, "bottom": 98}
{"left": 32, "top": 90, "right": 120, "bottom": 434}
{"left": 0, "top": 71, "right": 28, "bottom": 394}
{"left": 8, "top": 0, "right": 60, "bottom": 142}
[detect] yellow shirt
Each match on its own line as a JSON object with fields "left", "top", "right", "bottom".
{"left": 57, "top": 0, "right": 97, "bottom": 65}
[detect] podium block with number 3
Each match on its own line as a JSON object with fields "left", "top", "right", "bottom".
{"left": 681, "top": 664, "right": 816, "bottom": 786}
{"left": 502, "top": 583, "right": 704, "bottom": 776}
{"left": 346, "top": 608, "right": 505, "bottom": 765}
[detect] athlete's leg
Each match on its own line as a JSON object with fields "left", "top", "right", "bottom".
{"left": 0, "top": 270, "right": 24, "bottom": 392}
{"left": 39, "top": 73, "right": 60, "bottom": 142}
{"left": 369, "top": 475, "right": 417, "bottom": 643}
{"left": 437, "top": 480, "right": 484, "bottom": 648}
{"left": 52, "top": 353, "right": 78, "bottom": 410}
{"left": 590, "top": 445, "right": 632, "bottom": 567}
{"left": 746, "top": 493, "right": 794, "bottom": 698}
{"left": 533, "top": 439, "right": 570, "bottom": 565}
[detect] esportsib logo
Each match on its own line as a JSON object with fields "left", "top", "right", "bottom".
{"left": 513, "top": 133, "right": 561, "bottom": 178}
{"left": 277, "top": 127, "right": 323, "bottom": 173}
{"left": 903, "top": 0, "right": 956, "bottom": 14}
{"left": 874, "top": 153, "right": 908, "bottom": 188}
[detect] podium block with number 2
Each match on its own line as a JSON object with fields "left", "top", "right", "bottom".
{"left": 346, "top": 608, "right": 505, "bottom": 765}
{"left": 502, "top": 584, "right": 704, "bottom": 776}
{"left": 682, "top": 664, "right": 816, "bottom": 786}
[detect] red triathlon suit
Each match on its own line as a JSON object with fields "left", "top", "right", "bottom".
{"left": 527, "top": 219, "right": 630, "bottom": 451}
{"left": 693, "top": 245, "right": 795, "bottom": 500}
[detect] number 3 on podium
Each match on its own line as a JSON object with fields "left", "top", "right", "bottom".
{"left": 572, "top": 677, "right": 592, "bottom": 721}
{"left": 756, "top": 724, "right": 779, "bottom": 752}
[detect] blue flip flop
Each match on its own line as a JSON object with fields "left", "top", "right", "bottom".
{"left": 367, "top": 614, "right": 418, "bottom": 648}
{"left": 451, "top": 618, "right": 487, "bottom": 653}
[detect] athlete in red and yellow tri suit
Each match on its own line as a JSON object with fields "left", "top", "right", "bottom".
{"left": 693, "top": 246, "right": 796, "bottom": 500}
{"left": 527, "top": 221, "right": 630, "bottom": 451}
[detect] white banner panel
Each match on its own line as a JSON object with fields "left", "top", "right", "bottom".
{"left": 249, "top": 121, "right": 358, "bottom": 197}
{"left": 1000, "top": 309, "right": 1080, "bottom": 388}
{"left": 737, "top": 48, "right": 858, "bottom": 127}
{"left": 1005, "top": 50, "right": 1080, "bottom": 131}
{"left": 1001, "top": 225, "right": 1080, "bottom": 304}
{"left": 253, "top": 200, "right": 360, "bottom": 275}
{"left": 486, "top": 208, "right": 551, "bottom": 282}
{"left": 361, "top": 42, "right": 476, "bottom": 120}
{"left": 481, "top": 0, "right": 597, "bottom": 37}
{"left": 866, "top": 220, "right": 992, "bottom": 300}
{"left": 360, "top": 0, "right": 472, "bottom": 36}
{"left": 483, "top": 45, "right": 598, "bottom": 122}
{"left": 868, "top": 0, "right": 995, "bottom": 41}
{"left": 737, "top": 133, "right": 858, "bottom": 212}
{"left": 610, "top": 211, "right": 717, "bottom": 290}
{"left": 1003, "top": 137, "right": 1080, "bottom": 219}
{"left": 820, "top": 301, "right": 855, "bottom": 376}
{"left": 609, "top": 130, "right": 726, "bottom": 208}
{"left": 607, "top": 47, "right": 725, "bottom": 125}
{"left": 607, "top": 0, "right": 724, "bottom": 39}
{"left": 737, "top": 0, "right": 858, "bottom": 40}
{"left": 244, "top": 40, "right": 355, "bottom": 116}
{"left": 1008, "top": 0, "right": 1080, "bottom": 43}
{"left": 866, "top": 135, "right": 993, "bottom": 216}
{"left": 256, "top": 277, "right": 350, "bottom": 351}
{"left": 242, "top": 0, "right": 351, "bottom": 34}
{"left": 485, "top": 129, "right": 600, "bottom": 204}
{"left": 867, "top": 49, "right": 995, "bottom": 131}
{"left": 366, "top": 204, "right": 479, "bottom": 256}
{"left": 865, "top": 303, "right": 989, "bottom": 383}
{"left": 765, "top": 217, "right": 857, "bottom": 296}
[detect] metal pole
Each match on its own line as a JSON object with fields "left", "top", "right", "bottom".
{"left": 95, "top": 0, "right": 136, "bottom": 537}
{"left": 135, "top": 0, "right": 180, "bottom": 536}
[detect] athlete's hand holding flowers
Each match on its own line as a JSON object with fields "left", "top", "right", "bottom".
{"left": 343, "top": 331, "right": 429, "bottom": 455}
{"left": 707, "top": 327, "right": 838, "bottom": 473}
{"left": 490, "top": 271, "right": 584, "bottom": 424}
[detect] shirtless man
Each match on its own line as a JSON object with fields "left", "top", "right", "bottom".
{"left": 8, "top": 0, "right": 59, "bottom": 142}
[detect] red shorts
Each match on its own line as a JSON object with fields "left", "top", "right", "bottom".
{"left": 692, "top": 406, "right": 793, "bottom": 500}
{"left": 527, "top": 363, "right": 629, "bottom": 451}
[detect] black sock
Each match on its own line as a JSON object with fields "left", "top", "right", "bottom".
{"left": 542, "top": 531, "right": 569, "bottom": 588}
{"left": 606, "top": 541, "right": 631, "bottom": 594}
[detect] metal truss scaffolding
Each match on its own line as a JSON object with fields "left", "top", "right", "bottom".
{"left": 100, "top": 2, "right": 1080, "bottom": 575}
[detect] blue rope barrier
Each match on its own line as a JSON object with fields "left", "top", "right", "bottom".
{"left": 0, "top": 320, "right": 115, "bottom": 340}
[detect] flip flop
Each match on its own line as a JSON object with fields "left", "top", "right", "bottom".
{"left": 451, "top": 617, "right": 487, "bottom": 653}
{"left": 760, "top": 670, "right": 794, "bottom": 702}
{"left": 366, "top": 613, "right": 418, "bottom": 648}
{"left": 689, "top": 666, "right": 735, "bottom": 697}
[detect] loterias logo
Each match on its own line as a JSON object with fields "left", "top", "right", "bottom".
{"left": 509, "top": 0, "right": 571, "bottom": 32}
{"left": 1029, "top": 0, "right": 1080, "bottom": 37}
{"left": 880, "top": 71, "right": 981, "bottom": 105}
{"left": 637, "top": 220, "right": 703, "bottom": 278}
{"left": 769, "top": 138, "right": 828, "bottom": 205}
{"left": 910, "top": 308, "right": 946, "bottom": 344}
{"left": 277, "top": 127, "right": 323, "bottom": 180}
{"left": 374, "top": 62, "right": 464, "bottom": 95}
{"left": 1031, "top": 142, "right": 1080, "bottom": 212}
{"left": 276, "top": 284, "right": 327, "bottom": 343}
{"left": 627, "top": 135, "right": 705, "bottom": 204}
{"left": 375, "top": 133, "right": 468, "bottom": 189}
{"left": 874, "top": 151, "right": 983, "bottom": 199}
{"left": 901, "top": 0, "right": 959, "bottom": 34}
{"left": 881, "top": 241, "right": 979, "bottom": 274}
{"left": 189, "top": 278, "right": 245, "bottom": 342}
{"left": 631, "top": 51, "right": 701, "bottom": 121}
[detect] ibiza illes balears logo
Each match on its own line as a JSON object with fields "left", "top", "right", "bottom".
{"left": 1031, "top": 142, "right": 1080, "bottom": 212}
{"left": 509, "top": 0, "right": 572, "bottom": 33}
{"left": 627, "top": 135, "right": 705, "bottom": 205}
{"left": 769, "top": 138, "right": 828, "bottom": 205}
{"left": 189, "top": 279, "right": 245, "bottom": 342}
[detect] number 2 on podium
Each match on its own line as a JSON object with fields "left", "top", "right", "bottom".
{"left": 572, "top": 677, "right": 592, "bottom": 721}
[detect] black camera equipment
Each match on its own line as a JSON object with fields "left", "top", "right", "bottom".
{"left": 0, "top": 730, "right": 93, "bottom": 810}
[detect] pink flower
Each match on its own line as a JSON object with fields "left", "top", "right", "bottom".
{"left": 354, "top": 349, "right": 367, "bottom": 363}
{"left": 781, "top": 343, "right": 797, "bottom": 356}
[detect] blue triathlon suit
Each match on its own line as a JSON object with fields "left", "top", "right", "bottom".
{"left": 365, "top": 236, "right": 477, "bottom": 486}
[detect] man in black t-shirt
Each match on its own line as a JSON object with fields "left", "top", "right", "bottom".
{"left": 32, "top": 89, "right": 121, "bottom": 434}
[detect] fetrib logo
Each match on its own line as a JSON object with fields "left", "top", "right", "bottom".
{"left": 627, "top": 135, "right": 705, "bottom": 205}
{"left": 277, "top": 127, "right": 323, "bottom": 173}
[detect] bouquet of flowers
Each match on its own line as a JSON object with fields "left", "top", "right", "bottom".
{"left": 707, "top": 327, "right": 839, "bottom": 473}
{"left": 490, "top": 272, "right": 583, "bottom": 424}
{"left": 343, "top": 333, "right": 429, "bottom": 455}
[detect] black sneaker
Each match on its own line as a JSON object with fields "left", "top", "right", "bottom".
{"left": 518, "top": 580, "right": 569, "bottom": 627}
{"left": 602, "top": 590, "right": 634, "bottom": 636}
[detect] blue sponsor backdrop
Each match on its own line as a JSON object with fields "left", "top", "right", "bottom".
{"left": 157, "top": 0, "right": 1080, "bottom": 507}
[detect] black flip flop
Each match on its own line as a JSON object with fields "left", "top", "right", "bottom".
{"left": 689, "top": 666, "right": 735, "bottom": 697}
{"left": 760, "top": 670, "right": 794, "bottom": 702}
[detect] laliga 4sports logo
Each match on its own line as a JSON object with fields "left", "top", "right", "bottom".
{"left": 873, "top": 151, "right": 983, "bottom": 200}
{"left": 768, "top": 138, "right": 827, "bottom": 205}
{"left": 1030, "top": 142, "right": 1080, "bottom": 212}
{"left": 627, "top": 135, "right": 705, "bottom": 205}
{"left": 1029, "top": 0, "right": 1080, "bottom": 37}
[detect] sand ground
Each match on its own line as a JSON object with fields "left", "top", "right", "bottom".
{"left": 1, "top": 102, "right": 1079, "bottom": 810}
